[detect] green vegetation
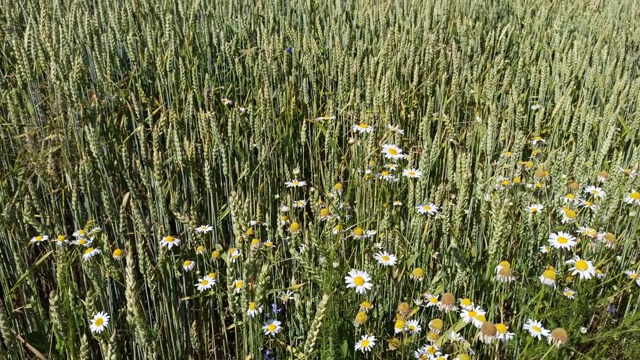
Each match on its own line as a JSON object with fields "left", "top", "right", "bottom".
{"left": 2, "top": 0, "right": 640, "bottom": 358}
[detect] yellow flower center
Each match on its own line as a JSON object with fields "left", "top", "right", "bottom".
{"left": 334, "top": 183, "right": 343, "bottom": 190}
{"left": 631, "top": 191, "right": 640, "bottom": 200}
{"left": 196, "top": 246, "right": 205, "bottom": 252}
{"left": 408, "top": 171, "right": 416, "bottom": 176}
{"left": 245, "top": 228, "right": 255, "bottom": 235}
{"left": 361, "top": 339, "right": 370, "bottom": 347}
{"left": 422, "top": 205, "right": 432, "bottom": 211}
{"left": 388, "top": 148, "right": 398, "bottom": 155}
{"left": 381, "top": 255, "right": 390, "bottom": 261}
{"left": 565, "top": 193, "right": 575, "bottom": 200}
{"left": 94, "top": 318, "right": 103, "bottom": 326}
{"left": 183, "top": 260, "right": 192, "bottom": 266}
{"left": 264, "top": 241, "right": 273, "bottom": 247}
{"left": 461, "top": 298, "right": 471, "bottom": 306}
{"left": 200, "top": 279, "right": 209, "bottom": 286}
{"left": 532, "top": 326, "right": 542, "bottom": 333}
{"left": 165, "top": 236, "right": 174, "bottom": 242}
{"left": 412, "top": 268, "right": 424, "bottom": 277}
{"left": 630, "top": 273, "right": 639, "bottom": 280}
{"left": 358, "top": 123, "right": 368, "bottom": 129}
{"left": 501, "top": 179, "right": 510, "bottom": 186}
{"left": 78, "top": 230, "right": 86, "bottom": 235}
{"left": 113, "top": 249, "right": 122, "bottom": 257}
{"left": 562, "top": 208, "right": 576, "bottom": 218}
{"left": 236, "top": 281, "right": 244, "bottom": 288}
{"left": 267, "top": 324, "right": 276, "bottom": 332}
{"left": 395, "top": 320, "right": 405, "bottom": 329}
{"left": 468, "top": 310, "right": 477, "bottom": 318}
{"left": 543, "top": 269, "right": 556, "bottom": 280}
{"left": 381, "top": 171, "right": 390, "bottom": 177}
{"left": 208, "top": 272, "right": 216, "bottom": 279}
{"left": 354, "top": 276, "right": 365, "bottom": 286}
{"left": 249, "top": 302, "right": 256, "bottom": 310}
{"left": 320, "top": 208, "right": 330, "bottom": 217}
{"left": 211, "top": 250, "right": 221, "bottom": 259}
{"left": 354, "top": 227, "right": 364, "bottom": 236}
{"left": 36, "top": 236, "right": 43, "bottom": 241}
{"left": 575, "top": 260, "right": 589, "bottom": 271}
{"left": 290, "top": 222, "right": 300, "bottom": 231}
{"left": 427, "top": 346, "right": 437, "bottom": 354}
{"left": 604, "top": 233, "right": 615, "bottom": 243}
{"left": 251, "top": 239, "right": 261, "bottom": 246}
{"left": 430, "top": 297, "right": 438, "bottom": 304}
{"left": 557, "top": 236, "right": 568, "bottom": 244}
{"left": 530, "top": 207, "right": 538, "bottom": 213}
{"left": 496, "top": 323, "right": 507, "bottom": 334}
{"left": 84, "top": 247, "right": 94, "bottom": 255}
{"left": 57, "top": 235, "right": 65, "bottom": 241}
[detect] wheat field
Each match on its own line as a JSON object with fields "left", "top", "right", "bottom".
{"left": 2, "top": 0, "right": 640, "bottom": 359}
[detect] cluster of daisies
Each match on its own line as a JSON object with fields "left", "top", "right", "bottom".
{"left": 29, "top": 227, "right": 113, "bottom": 261}
{"left": 347, "top": 275, "right": 570, "bottom": 357}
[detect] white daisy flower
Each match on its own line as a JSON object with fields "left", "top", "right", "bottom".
{"left": 345, "top": 269, "right": 373, "bottom": 294}
{"left": 548, "top": 232, "right": 577, "bottom": 249}
{"left": 624, "top": 270, "right": 640, "bottom": 286}
{"left": 460, "top": 306, "right": 486, "bottom": 327}
{"left": 262, "top": 320, "right": 282, "bottom": 336}
{"left": 195, "top": 276, "right": 214, "bottom": 292}
{"left": 584, "top": 185, "right": 605, "bottom": 199}
{"left": 540, "top": 267, "right": 557, "bottom": 287}
{"left": 424, "top": 294, "right": 440, "bottom": 308}
{"left": 221, "top": 98, "right": 233, "bottom": 105}
{"left": 182, "top": 260, "right": 195, "bottom": 271}
{"left": 232, "top": 279, "right": 244, "bottom": 294}
{"left": 74, "top": 237, "right": 94, "bottom": 247}
{"left": 558, "top": 207, "right": 577, "bottom": 223}
{"left": 405, "top": 319, "right": 421, "bottom": 334}
{"left": 526, "top": 204, "right": 544, "bottom": 214}
{"left": 381, "top": 144, "right": 405, "bottom": 160}
{"left": 495, "top": 323, "right": 515, "bottom": 342}
{"left": 523, "top": 319, "right": 550, "bottom": 340}
{"left": 393, "top": 200, "right": 403, "bottom": 206}
{"left": 579, "top": 199, "right": 598, "bottom": 211}
{"left": 195, "top": 225, "right": 213, "bottom": 233}
{"left": 624, "top": 190, "right": 640, "bottom": 205}
{"left": 374, "top": 251, "right": 397, "bottom": 266}
{"left": 53, "top": 235, "right": 69, "bottom": 246}
{"left": 355, "top": 334, "right": 376, "bottom": 352}
{"left": 402, "top": 168, "right": 423, "bottom": 179}
{"left": 89, "top": 312, "right": 110, "bottom": 334}
{"left": 377, "top": 170, "right": 396, "bottom": 181}
{"left": 566, "top": 256, "right": 596, "bottom": 279}
{"left": 246, "top": 302, "right": 263, "bottom": 317}
{"left": 293, "top": 199, "right": 307, "bottom": 208}
{"left": 82, "top": 247, "right": 101, "bottom": 261}
{"left": 316, "top": 115, "right": 336, "bottom": 120}
{"left": 416, "top": 203, "right": 439, "bottom": 215}
{"left": 160, "top": 235, "right": 180, "bottom": 250}
{"left": 539, "top": 245, "right": 550, "bottom": 253}
{"left": 352, "top": 123, "right": 374, "bottom": 134}
{"left": 563, "top": 287, "right": 576, "bottom": 299}
{"left": 285, "top": 179, "right": 307, "bottom": 188}
{"left": 72, "top": 229, "right": 87, "bottom": 238}
{"left": 30, "top": 235, "right": 49, "bottom": 245}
